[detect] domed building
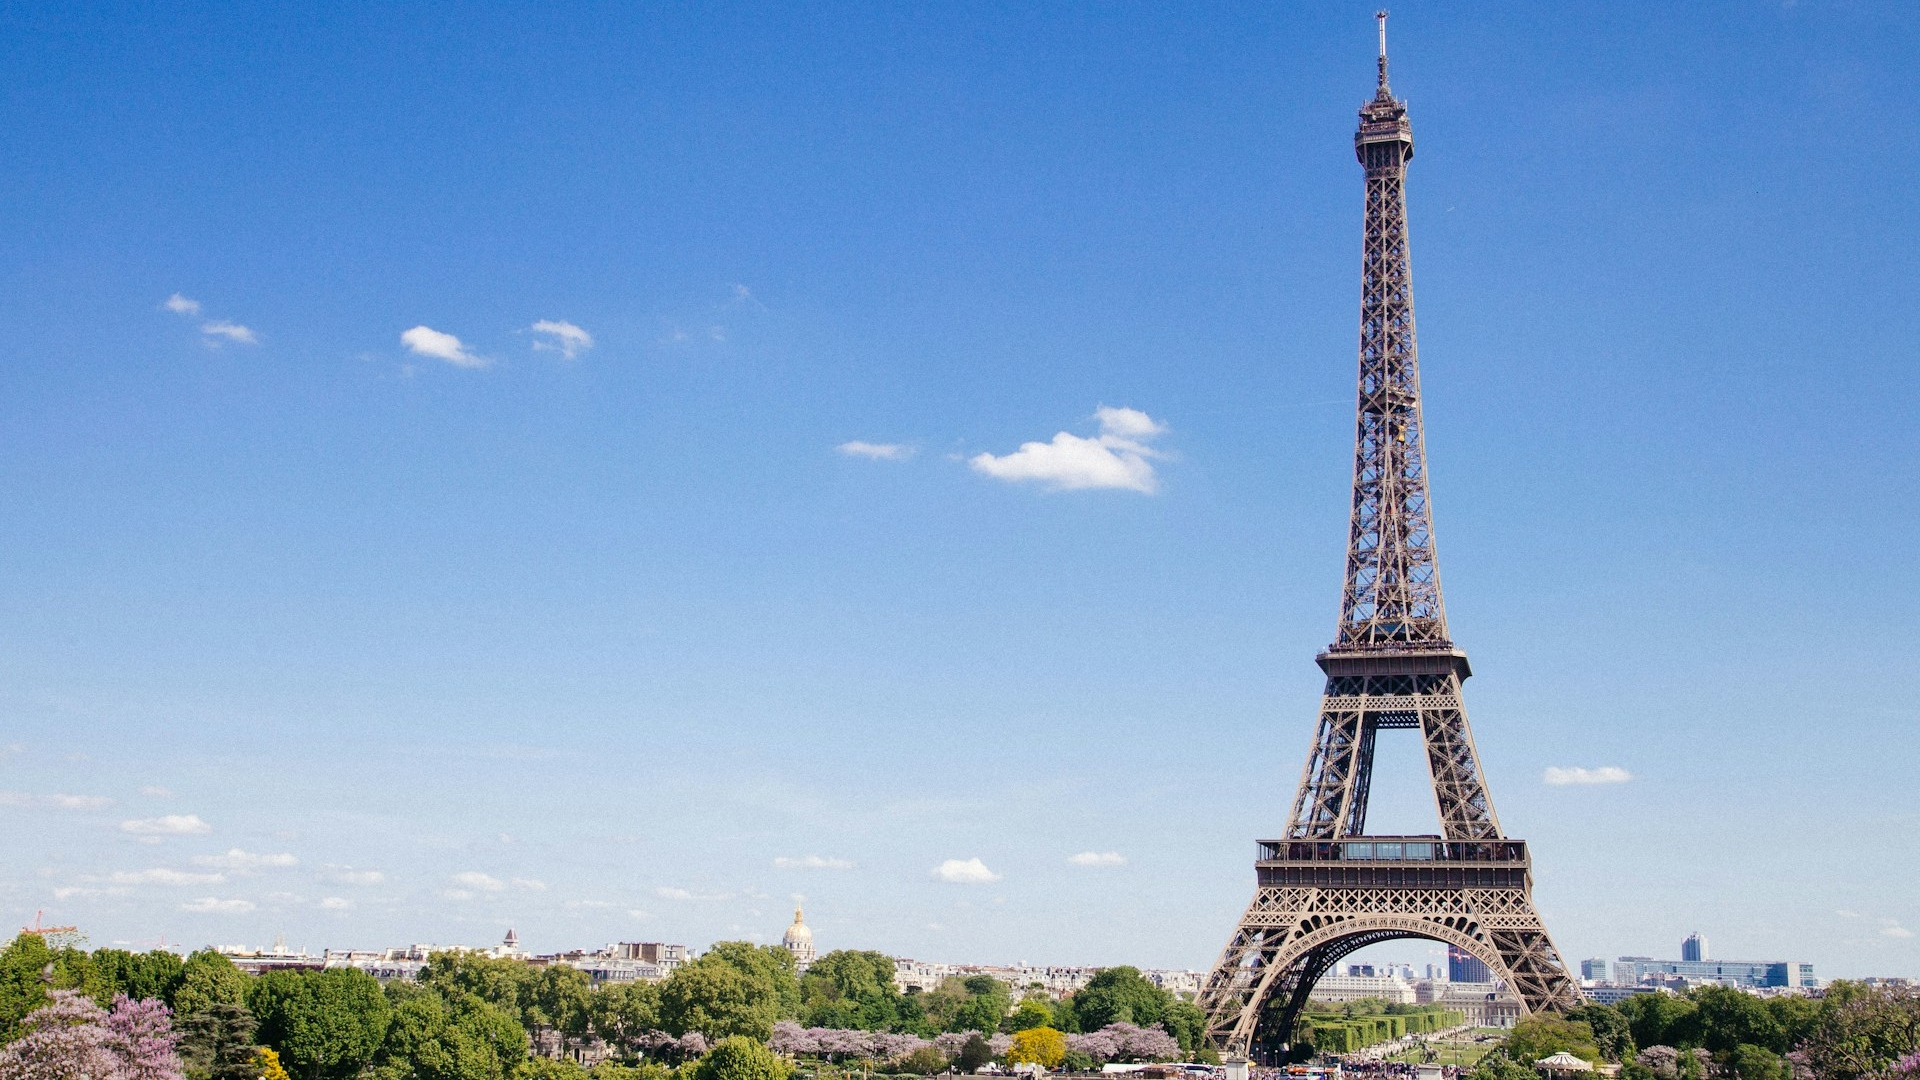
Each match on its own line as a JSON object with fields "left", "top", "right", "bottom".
{"left": 782, "top": 907, "right": 816, "bottom": 967}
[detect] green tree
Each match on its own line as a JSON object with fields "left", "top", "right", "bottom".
{"left": 1072, "top": 968, "right": 1175, "bottom": 1034}
{"left": 250, "top": 967, "right": 392, "bottom": 1080}
{"left": 689, "top": 1035, "right": 791, "bottom": 1080}
{"left": 898, "top": 1045, "right": 950, "bottom": 1074}
{"left": 1794, "top": 982, "right": 1920, "bottom": 1080}
{"left": 661, "top": 962, "right": 776, "bottom": 1041}
{"left": 801, "top": 951, "right": 911, "bottom": 1032}
{"left": 376, "top": 981, "right": 529, "bottom": 1080}
{"left": 592, "top": 980, "right": 663, "bottom": 1053}
{"left": 524, "top": 1060, "right": 593, "bottom": 1080}
{"left": 1004, "top": 996, "right": 1053, "bottom": 1034}
{"left": 955, "top": 1034, "right": 993, "bottom": 1073}
{"left": 421, "top": 952, "right": 536, "bottom": 1023}
{"left": 1618, "top": 993, "right": 1700, "bottom": 1053}
{"left": 88, "top": 948, "right": 186, "bottom": 1006}
{"left": 1568, "top": 1003, "right": 1635, "bottom": 1063}
{"left": 698, "top": 943, "right": 800, "bottom": 1020}
{"left": 1504, "top": 1015, "right": 1602, "bottom": 1065}
{"left": 1691, "top": 987, "right": 1785, "bottom": 1055}
{"left": 1720, "top": 1043, "right": 1789, "bottom": 1080}
{"left": 177, "top": 1000, "right": 262, "bottom": 1080}
{"left": 0, "top": 932, "right": 98, "bottom": 1037}
{"left": 527, "top": 964, "right": 596, "bottom": 1052}
{"left": 1161, "top": 999, "right": 1207, "bottom": 1056}
{"left": 1465, "top": 1051, "right": 1538, "bottom": 1080}
{"left": 173, "top": 950, "right": 253, "bottom": 1017}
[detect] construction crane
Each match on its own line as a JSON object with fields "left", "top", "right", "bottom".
{"left": 21, "top": 910, "right": 82, "bottom": 950}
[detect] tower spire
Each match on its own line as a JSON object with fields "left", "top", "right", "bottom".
{"left": 1376, "top": 10, "right": 1390, "bottom": 95}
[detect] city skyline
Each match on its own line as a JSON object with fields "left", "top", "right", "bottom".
{"left": 1, "top": 2, "right": 1916, "bottom": 979}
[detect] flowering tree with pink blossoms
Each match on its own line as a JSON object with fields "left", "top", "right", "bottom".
{"left": 0, "top": 990, "right": 183, "bottom": 1080}
{"left": 1066, "top": 1022, "right": 1180, "bottom": 1064}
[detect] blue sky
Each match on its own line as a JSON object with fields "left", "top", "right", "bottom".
{"left": 1, "top": 0, "right": 1916, "bottom": 978}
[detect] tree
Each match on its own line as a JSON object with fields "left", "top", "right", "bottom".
{"left": 374, "top": 982, "right": 527, "bottom": 1080}
{"left": 176, "top": 1001, "right": 259, "bottom": 1080}
{"left": 1504, "top": 1015, "right": 1602, "bottom": 1065}
{"left": 1004, "top": 997, "right": 1053, "bottom": 1035}
{"left": 1720, "top": 1043, "right": 1788, "bottom": 1080}
{"left": 700, "top": 943, "right": 801, "bottom": 1019}
{"left": 249, "top": 968, "right": 391, "bottom": 1080}
{"left": 171, "top": 952, "right": 252, "bottom": 1019}
{"left": 1464, "top": 1051, "right": 1537, "bottom": 1080}
{"left": 254, "top": 1047, "right": 292, "bottom": 1080}
{"left": 1792, "top": 982, "right": 1920, "bottom": 1080}
{"left": 689, "top": 1035, "right": 791, "bottom": 1080}
{"left": 661, "top": 962, "right": 777, "bottom": 1041}
{"left": 0, "top": 932, "right": 96, "bottom": 1038}
{"left": 1568, "top": 1003, "right": 1635, "bottom": 1063}
{"left": 1159, "top": 1000, "right": 1207, "bottom": 1057}
{"left": 1617, "top": 994, "right": 1698, "bottom": 1054}
{"left": 898, "top": 1045, "right": 950, "bottom": 1074}
{"left": 1690, "top": 987, "right": 1785, "bottom": 1056}
{"left": 0, "top": 988, "right": 187, "bottom": 1080}
{"left": 525, "top": 965, "right": 596, "bottom": 1053}
{"left": 91, "top": 950, "right": 187, "bottom": 1008}
{"left": 956, "top": 1034, "right": 993, "bottom": 1073}
{"left": 590, "top": 980, "right": 662, "bottom": 1054}
{"left": 1008, "top": 1028, "right": 1066, "bottom": 1069}
{"left": 1072, "top": 969, "right": 1173, "bottom": 1034}
{"left": 801, "top": 951, "right": 912, "bottom": 1032}
{"left": 421, "top": 953, "right": 536, "bottom": 1024}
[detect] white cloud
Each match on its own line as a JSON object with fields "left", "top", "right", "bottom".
{"left": 180, "top": 897, "right": 255, "bottom": 914}
{"left": 452, "top": 871, "right": 506, "bottom": 892}
{"left": 319, "top": 897, "right": 353, "bottom": 910}
{"left": 655, "top": 886, "right": 694, "bottom": 900}
{"left": 201, "top": 320, "right": 259, "bottom": 345}
{"left": 192, "top": 849, "right": 297, "bottom": 870}
{"left": 773, "top": 855, "right": 855, "bottom": 871}
{"left": 442, "top": 889, "right": 475, "bottom": 901}
{"left": 110, "top": 868, "right": 225, "bottom": 886}
{"left": 401, "top": 325, "right": 487, "bottom": 368}
{"left": 139, "top": 786, "right": 173, "bottom": 798}
{"left": 121, "top": 814, "right": 211, "bottom": 836}
{"left": 164, "top": 294, "right": 202, "bottom": 315}
{"left": 1883, "top": 924, "right": 1914, "bottom": 939}
{"left": 932, "top": 858, "right": 1002, "bottom": 884}
{"left": 326, "top": 867, "right": 384, "bottom": 885}
{"left": 1068, "top": 851, "right": 1127, "bottom": 867}
{"left": 1542, "top": 766, "right": 1632, "bottom": 786}
{"left": 530, "top": 320, "right": 593, "bottom": 359}
{"left": 54, "top": 886, "right": 126, "bottom": 900}
{"left": 837, "top": 441, "right": 914, "bottom": 461}
{"left": 511, "top": 878, "right": 547, "bottom": 892}
{"left": 969, "top": 406, "right": 1168, "bottom": 493}
{"left": 0, "top": 793, "right": 112, "bottom": 810}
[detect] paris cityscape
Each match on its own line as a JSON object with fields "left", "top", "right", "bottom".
{"left": 1, "top": 5, "right": 1914, "bottom": 1080}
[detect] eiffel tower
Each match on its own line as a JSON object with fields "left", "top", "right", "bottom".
{"left": 1196, "top": 14, "right": 1580, "bottom": 1060}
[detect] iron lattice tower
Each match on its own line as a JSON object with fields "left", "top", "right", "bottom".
{"left": 1195, "top": 16, "right": 1579, "bottom": 1060}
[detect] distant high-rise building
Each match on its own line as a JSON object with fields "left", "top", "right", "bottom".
{"left": 1448, "top": 945, "right": 1490, "bottom": 984}
{"left": 1580, "top": 958, "right": 1610, "bottom": 982}
{"left": 1683, "top": 933, "right": 1709, "bottom": 962}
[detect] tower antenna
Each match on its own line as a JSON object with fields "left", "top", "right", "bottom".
{"left": 1376, "top": 11, "right": 1391, "bottom": 93}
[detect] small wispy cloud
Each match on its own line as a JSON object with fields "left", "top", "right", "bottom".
{"left": 110, "top": 868, "right": 225, "bottom": 886}
{"left": 970, "top": 406, "right": 1169, "bottom": 493}
{"left": 837, "top": 441, "right": 914, "bottom": 461}
{"left": 54, "top": 886, "right": 127, "bottom": 900}
{"left": 120, "top": 814, "right": 211, "bottom": 836}
{"left": 773, "top": 855, "right": 855, "bottom": 871}
{"left": 1542, "top": 766, "right": 1632, "bottom": 786}
{"left": 325, "top": 867, "right": 384, "bottom": 885}
{"left": 451, "top": 871, "right": 506, "bottom": 892}
{"left": 319, "top": 896, "right": 353, "bottom": 910}
{"left": 192, "top": 849, "right": 296, "bottom": 870}
{"left": 932, "top": 857, "right": 1001, "bottom": 884}
{"left": 200, "top": 320, "right": 259, "bottom": 346}
{"left": 180, "top": 897, "right": 255, "bottom": 914}
{"left": 401, "top": 325, "right": 487, "bottom": 369}
{"left": 0, "top": 793, "right": 113, "bottom": 810}
{"left": 655, "top": 886, "right": 732, "bottom": 901}
{"left": 1068, "top": 851, "right": 1127, "bottom": 867}
{"left": 164, "top": 294, "right": 202, "bottom": 315}
{"left": 530, "top": 320, "right": 593, "bottom": 359}
{"left": 1883, "top": 923, "right": 1914, "bottom": 939}
{"left": 511, "top": 878, "right": 547, "bottom": 892}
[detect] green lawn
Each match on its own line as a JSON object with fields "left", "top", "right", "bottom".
{"left": 1384, "top": 1039, "right": 1499, "bottom": 1068}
